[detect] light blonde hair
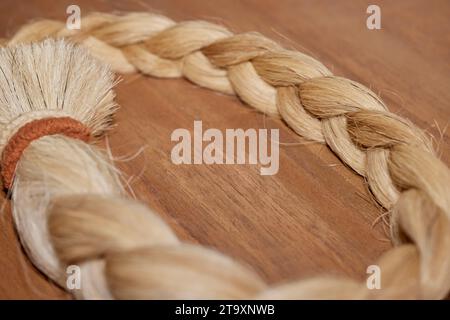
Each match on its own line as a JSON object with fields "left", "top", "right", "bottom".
{"left": 0, "top": 12, "right": 449, "bottom": 299}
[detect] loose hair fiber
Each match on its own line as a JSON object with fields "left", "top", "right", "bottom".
{"left": 0, "top": 12, "right": 449, "bottom": 299}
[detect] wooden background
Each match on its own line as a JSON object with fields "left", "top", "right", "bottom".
{"left": 0, "top": 0, "right": 449, "bottom": 299}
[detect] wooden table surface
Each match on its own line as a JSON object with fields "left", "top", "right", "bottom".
{"left": 0, "top": 0, "right": 448, "bottom": 299}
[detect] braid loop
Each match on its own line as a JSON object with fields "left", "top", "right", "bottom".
{"left": 3, "top": 12, "right": 450, "bottom": 299}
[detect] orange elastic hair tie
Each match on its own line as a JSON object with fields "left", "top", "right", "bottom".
{"left": 1, "top": 117, "right": 90, "bottom": 189}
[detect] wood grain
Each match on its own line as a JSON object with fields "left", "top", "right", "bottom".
{"left": 0, "top": 0, "right": 448, "bottom": 299}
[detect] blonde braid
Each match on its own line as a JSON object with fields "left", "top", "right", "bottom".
{"left": 1, "top": 12, "right": 449, "bottom": 299}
